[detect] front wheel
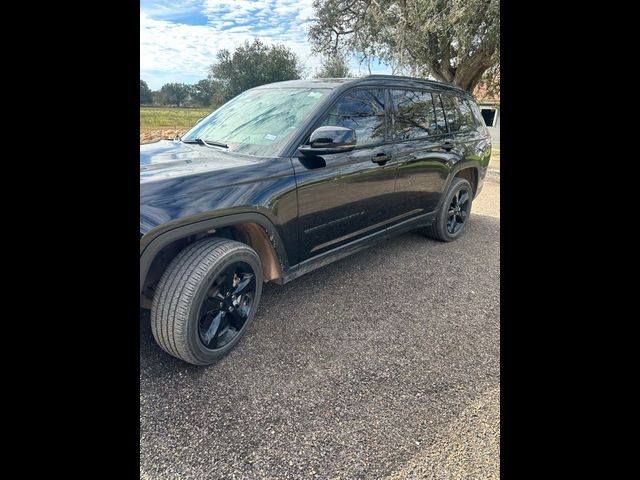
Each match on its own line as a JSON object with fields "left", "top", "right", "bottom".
{"left": 150, "top": 238, "right": 263, "bottom": 365}
{"left": 424, "top": 177, "right": 473, "bottom": 242}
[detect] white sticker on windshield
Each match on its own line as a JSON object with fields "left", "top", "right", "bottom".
{"left": 307, "top": 91, "right": 322, "bottom": 99}
{"left": 264, "top": 134, "right": 277, "bottom": 141}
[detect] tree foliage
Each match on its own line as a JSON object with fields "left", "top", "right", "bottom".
{"left": 158, "top": 83, "right": 191, "bottom": 107}
{"left": 209, "top": 39, "right": 304, "bottom": 102}
{"left": 309, "top": 0, "right": 500, "bottom": 92}
{"left": 476, "top": 64, "right": 500, "bottom": 99}
{"left": 140, "top": 79, "right": 153, "bottom": 104}
{"left": 314, "top": 52, "right": 354, "bottom": 78}
{"left": 189, "top": 78, "right": 217, "bottom": 107}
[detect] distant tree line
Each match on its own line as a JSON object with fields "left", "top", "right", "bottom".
{"left": 140, "top": 79, "right": 217, "bottom": 108}
{"left": 141, "top": 39, "right": 354, "bottom": 108}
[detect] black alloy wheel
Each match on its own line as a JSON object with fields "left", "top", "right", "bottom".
{"left": 424, "top": 176, "right": 474, "bottom": 242}
{"left": 446, "top": 188, "right": 471, "bottom": 235}
{"left": 150, "top": 238, "right": 263, "bottom": 365}
{"left": 198, "top": 262, "right": 257, "bottom": 350}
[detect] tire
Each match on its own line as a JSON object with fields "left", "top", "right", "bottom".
{"left": 425, "top": 177, "right": 473, "bottom": 242}
{"left": 150, "top": 237, "right": 263, "bottom": 365}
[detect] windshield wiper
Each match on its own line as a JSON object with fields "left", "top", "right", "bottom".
{"left": 183, "top": 138, "right": 229, "bottom": 149}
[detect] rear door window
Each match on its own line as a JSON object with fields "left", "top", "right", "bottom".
{"left": 390, "top": 89, "right": 438, "bottom": 140}
{"left": 432, "top": 93, "right": 448, "bottom": 134}
{"left": 441, "top": 94, "right": 460, "bottom": 133}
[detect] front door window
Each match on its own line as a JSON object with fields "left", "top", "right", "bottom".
{"left": 317, "top": 89, "right": 386, "bottom": 145}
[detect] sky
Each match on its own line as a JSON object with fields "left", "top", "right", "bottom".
{"left": 140, "top": 0, "right": 392, "bottom": 90}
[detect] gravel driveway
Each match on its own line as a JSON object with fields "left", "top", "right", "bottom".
{"left": 140, "top": 175, "right": 500, "bottom": 480}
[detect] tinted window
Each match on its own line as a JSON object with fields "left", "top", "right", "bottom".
{"left": 455, "top": 97, "right": 477, "bottom": 132}
{"left": 318, "top": 89, "right": 385, "bottom": 145}
{"left": 441, "top": 95, "right": 460, "bottom": 132}
{"left": 391, "top": 89, "right": 438, "bottom": 140}
{"left": 432, "top": 93, "right": 448, "bottom": 134}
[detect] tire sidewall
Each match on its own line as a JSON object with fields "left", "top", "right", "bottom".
{"left": 186, "top": 246, "right": 263, "bottom": 364}
{"left": 437, "top": 177, "right": 473, "bottom": 241}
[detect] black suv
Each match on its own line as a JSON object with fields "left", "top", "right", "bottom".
{"left": 140, "top": 75, "right": 491, "bottom": 365}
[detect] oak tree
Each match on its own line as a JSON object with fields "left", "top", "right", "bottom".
{"left": 309, "top": 0, "right": 499, "bottom": 92}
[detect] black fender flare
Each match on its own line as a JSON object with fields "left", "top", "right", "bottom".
{"left": 140, "top": 212, "right": 289, "bottom": 293}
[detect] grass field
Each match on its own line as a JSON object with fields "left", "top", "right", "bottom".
{"left": 140, "top": 106, "right": 213, "bottom": 128}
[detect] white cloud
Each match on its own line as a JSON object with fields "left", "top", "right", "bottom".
{"left": 140, "top": 0, "right": 391, "bottom": 89}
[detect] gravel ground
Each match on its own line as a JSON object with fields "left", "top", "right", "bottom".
{"left": 473, "top": 176, "right": 500, "bottom": 219}
{"left": 140, "top": 174, "right": 500, "bottom": 479}
{"left": 386, "top": 386, "right": 500, "bottom": 480}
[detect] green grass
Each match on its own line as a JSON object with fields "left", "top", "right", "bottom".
{"left": 140, "top": 107, "right": 214, "bottom": 128}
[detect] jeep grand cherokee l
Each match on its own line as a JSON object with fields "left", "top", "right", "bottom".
{"left": 140, "top": 75, "right": 491, "bottom": 365}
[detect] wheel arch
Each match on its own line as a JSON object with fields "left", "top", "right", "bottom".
{"left": 453, "top": 165, "right": 479, "bottom": 197}
{"left": 140, "top": 213, "right": 288, "bottom": 307}
{"left": 439, "top": 162, "right": 480, "bottom": 206}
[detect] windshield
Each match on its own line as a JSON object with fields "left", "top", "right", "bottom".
{"left": 182, "top": 87, "right": 329, "bottom": 157}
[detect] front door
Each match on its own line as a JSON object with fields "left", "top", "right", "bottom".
{"left": 292, "top": 88, "right": 397, "bottom": 261}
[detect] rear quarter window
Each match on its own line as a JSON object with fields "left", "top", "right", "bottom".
{"left": 455, "top": 97, "right": 477, "bottom": 133}
{"left": 468, "top": 100, "right": 490, "bottom": 133}
{"left": 441, "top": 94, "right": 478, "bottom": 134}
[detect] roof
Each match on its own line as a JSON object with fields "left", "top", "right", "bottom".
{"left": 258, "top": 75, "right": 472, "bottom": 97}
{"left": 256, "top": 78, "right": 354, "bottom": 89}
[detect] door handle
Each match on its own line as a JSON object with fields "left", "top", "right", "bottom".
{"left": 440, "top": 142, "right": 454, "bottom": 152}
{"left": 372, "top": 153, "right": 392, "bottom": 165}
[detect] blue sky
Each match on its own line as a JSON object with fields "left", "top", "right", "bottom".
{"left": 140, "top": 0, "right": 392, "bottom": 90}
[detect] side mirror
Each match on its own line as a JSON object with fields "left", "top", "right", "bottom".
{"left": 299, "top": 126, "right": 356, "bottom": 155}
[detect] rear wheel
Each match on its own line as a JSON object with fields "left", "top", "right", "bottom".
{"left": 150, "top": 238, "right": 262, "bottom": 365}
{"left": 425, "top": 177, "right": 473, "bottom": 242}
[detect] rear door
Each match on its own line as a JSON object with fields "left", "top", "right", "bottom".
{"left": 387, "top": 89, "right": 458, "bottom": 218}
{"left": 292, "top": 88, "right": 398, "bottom": 260}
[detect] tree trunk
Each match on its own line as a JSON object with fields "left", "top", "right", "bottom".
{"left": 453, "top": 51, "right": 492, "bottom": 92}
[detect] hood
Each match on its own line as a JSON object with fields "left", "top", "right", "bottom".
{"left": 140, "top": 140, "right": 258, "bottom": 182}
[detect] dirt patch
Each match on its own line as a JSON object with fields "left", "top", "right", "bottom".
{"left": 140, "top": 128, "right": 187, "bottom": 145}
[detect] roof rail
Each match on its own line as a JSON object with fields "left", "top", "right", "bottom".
{"left": 360, "top": 74, "right": 469, "bottom": 95}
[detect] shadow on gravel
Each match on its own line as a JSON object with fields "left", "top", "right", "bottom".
{"left": 140, "top": 214, "right": 500, "bottom": 479}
